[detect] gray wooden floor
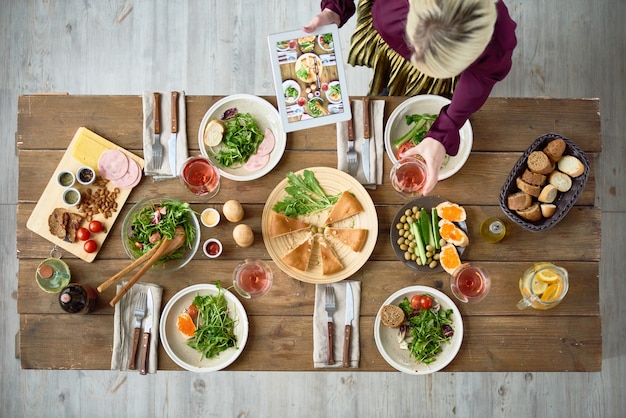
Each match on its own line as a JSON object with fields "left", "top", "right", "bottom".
{"left": 2, "top": 1, "right": 624, "bottom": 417}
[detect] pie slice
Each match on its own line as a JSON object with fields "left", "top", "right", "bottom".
{"left": 324, "top": 191, "right": 364, "bottom": 225}
{"left": 269, "top": 211, "right": 311, "bottom": 238}
{"left": 318, "top": 237, "right": 343, "bottom": 275}
{"left": 324, "top": 227, "right": 368, "bottom": 252}
{"left": 281, "top": 236, "right": 313, "bottom": 271}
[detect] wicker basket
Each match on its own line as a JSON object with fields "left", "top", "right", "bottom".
{"left": 499, "top": 133, "right": 590, "bottom": 232}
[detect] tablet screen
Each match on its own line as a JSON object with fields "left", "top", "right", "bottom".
{"left": 267, "top": 24, "right": 352, "bottom": 132}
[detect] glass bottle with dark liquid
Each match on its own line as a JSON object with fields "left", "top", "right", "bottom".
{"left": 59, "top": 283, "right": 97, "bottom": 314}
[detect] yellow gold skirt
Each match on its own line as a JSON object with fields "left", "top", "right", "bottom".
{"left": 348, "top": 0, "right": 458, "bottom": 96}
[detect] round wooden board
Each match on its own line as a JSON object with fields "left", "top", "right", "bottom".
{"left": 261, "top": 167, "right": 378, "bottom": 284}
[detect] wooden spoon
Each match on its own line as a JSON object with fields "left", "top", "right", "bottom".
{"left": 108, "top": 227, "right": 187, "bottom": 307}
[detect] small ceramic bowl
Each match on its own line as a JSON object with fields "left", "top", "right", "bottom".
{"left": 56, "top": 170, "right": 76, "bottom": 188}
{"left": 202, "top": 238, "right": 223, "bottom": 258}
{"left": 76, "top": 166, "right": 96, "bottom": 185}
{"left": 200, "top": 208, "right": 221, "bottom": 228}
{"left": 62, "top": 187, "right": 81, "bottom": 207}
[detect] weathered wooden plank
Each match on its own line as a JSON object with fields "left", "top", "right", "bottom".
{"left": 19, "top": 314, "right": 601, "bottom": 372}
{"left": 16, "top": 202, "right": 602, "bottom": 263}
{"left": 17, "top": 259, "right": 600, "bottom": 317}
{"left": 17, "top": 96, "right": 602, "bottom": 153}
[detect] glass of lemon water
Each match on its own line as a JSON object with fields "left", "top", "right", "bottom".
{"left": 517, "top": 263, "right": 569, "bottom": 310}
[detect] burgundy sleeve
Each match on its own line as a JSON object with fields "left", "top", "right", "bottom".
{"left": 426, "top": 1, "right": 517, "bottom": 156}
{"left": 320, "top": 0, "right": 356, "bottom": 27}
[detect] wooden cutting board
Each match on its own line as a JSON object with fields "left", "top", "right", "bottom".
{"left": 26, "top": 127, "right": 144, "bottom": 262}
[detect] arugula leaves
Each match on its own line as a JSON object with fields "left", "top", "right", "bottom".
{"left": 272, "top": 170, "right": 340, "bottom": 218}
{"left": 213, "top": 112, "right": 264, "bottom": 167}
{"left": 399, "top": 296, "right": 454, "bottom": 364}
{"left": 187, "top": 283, "right": 238, "bottom": 360}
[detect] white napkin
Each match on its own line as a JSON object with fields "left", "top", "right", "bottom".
{"left": 337, "top": 99, "right": 385, "bottom": 189}
{"left": 142, "top": 91, "right": 189, "bottom": 180}
{"left": 313, "top": 281, "right": 361, "bottom": 368}
{"left": 111, "top": 282, "right": 162, "bottom": 374}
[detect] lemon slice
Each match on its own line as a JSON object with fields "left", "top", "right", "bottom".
{"left": 536, "top": 267, "right": 561, "bottom": 283}
{"left": 541, "top": 283, "right": 563, "bottom": 302}
{"left": 531, "top": 277, "right": 548, "bottom": 295}
{"left": 534, "top": 262, "right": 553, "bottom": 272}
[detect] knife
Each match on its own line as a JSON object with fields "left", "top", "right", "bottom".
{"left": 153, "top": 92, "right": 161, "bottom": 169}
{"left": 361, "top": 97, "right": 371, "bottom": 183}
{"left": 139, "top": 288, "right": 154, "bottom": 375}
{"left": 343, "top": 281, "right": 355, "bottom": 368}
{"left": 169, "top": 91, "right": 179, "bottom": 176}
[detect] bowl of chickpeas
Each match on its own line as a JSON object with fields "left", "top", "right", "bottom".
{"left": 390, "top": 196, "right": 467, "bottom": 273}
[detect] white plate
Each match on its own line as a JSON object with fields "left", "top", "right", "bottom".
{"left": 198, "top": 94, "right": 287, "bottom": 181}
{"left": 324, "top": 80, "right": 342, "bottom": 104}
{"left": 384, "top": 95, "right": 473, "bottom": 180}
{"left": 374, "top": 286, "right": 463, "bottom": 375}
{"left": 282, "top": 80, "right": 301, "bottom": 105}
{"left": 159, "top": 284, "right": 249, "bottom": 373}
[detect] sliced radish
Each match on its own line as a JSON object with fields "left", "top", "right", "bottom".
{"left": 257, "top": 128, "right": 276, "bottom": 156}
{"left": 244, "top": 153, "right": 270, "bottom": 171}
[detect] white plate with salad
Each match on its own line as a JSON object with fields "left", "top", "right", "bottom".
{"left": 374, "top": 285, "right": 463, "bottom": 375}
{"left": 198, "top": 94, "right": 287, "bottom": 181}
{"left": 160, "top": 283, "right": 249, "bottom": 373}
{"left": 384, "top": 94, "right": 473, "bottom": 181}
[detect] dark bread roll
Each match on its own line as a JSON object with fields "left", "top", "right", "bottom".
{"left": 380, "top": 305, "right": 405, "bottom": 328}
{"left": 516, "top": 203, "right": 542, "bottom": 222}
{"left": 521, "top": 169, "right": 547, "bottom": 186}
{"left": 527, "top": 151, "right": 554, "bottom": 175}
{"left": 516, "top": 177, "right": 541, "bottom": 197}
{"left": 543, "top": 138, "right": 566, "bottom": 162}
{"left": 507, "top": 191, "right": 532, "bottom": 211}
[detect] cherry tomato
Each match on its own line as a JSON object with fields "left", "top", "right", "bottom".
{"left": 187, "top": 304, "right": 199, "bottom": 320}
{"left": 83, "top": 239, "right": 97, "bottom": 253}
{"left": 420, "top": 295, "right": 434, "bottom": 310}
{"left": 76, "top": 227, "right": 90, "bottom": 241}
{"left": 410, "top": 294, "right": 421, "bottom": 310}
{"left": 88, "top": 220, "right": 103, "bottom": 233}
{"left": 397, "top": 142, "right": 416, "bottom": 158}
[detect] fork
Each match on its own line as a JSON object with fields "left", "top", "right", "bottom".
{"left": 324, "top": 285, "right": 336, "bottom": 365}
{"left": 150, "top": 92, "right": 163, "bottom": 171}
{"left": 128, "top": 292, "right": 147, "bottom": 370}
{"left": 346, "top": 120, "right": 358, "bottom": 176}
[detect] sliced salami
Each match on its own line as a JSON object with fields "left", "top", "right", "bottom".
{"left": 98, "top": 149, "right": 129, "bottom": 181}
{"left": 112, "top": 156, "right": 142, "bottom": 189}
{"left": 257, "top": 128, "right": 276, "bottom": 156}
{"left": 244, "top": 152, "right": 270, "bottom": 172}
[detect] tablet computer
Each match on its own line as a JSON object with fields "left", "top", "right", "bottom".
{"left": 267, "top": 24, "right": 352, "bottom": 132}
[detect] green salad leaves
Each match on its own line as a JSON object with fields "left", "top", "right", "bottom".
{"left": 212, "top": 112, "right": 264, "bottom": 167}
{"left": 187, "top": 283, "right": 238, "bottom": 359}
{"left": 398, "top": 297, "right": 454, "bottom": 364}
{"left": 272, "top": 170, "right": 340, "bottom": 218}
{"left": 127, "top": 199, "right": 196, "bottom": 263}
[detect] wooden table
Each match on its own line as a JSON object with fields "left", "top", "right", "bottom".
{"left": 16, "top": 95, "right": 602, "bottom": 372}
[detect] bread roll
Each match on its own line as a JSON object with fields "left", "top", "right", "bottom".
{"left": 507, "top": 191, "right": 532, "bottom": 211}
{"left": 380, "top": 305, "right": 405, "bottom": 328}
{"left": 558, "top": 155, "right": 585, "bottom": 177}
{"left": 516, "top": 177, "right": 541, "bottom": 197}
{"left": 543, "top": 138, "right": 566, "bottom": 162}
{"left": 521, "top": 169, "right": 547, "bottom": 186}
{"left": 538, "top": 184, "right": 558, "bottom": 203}
{"left": 203, "top": 119, "right": 225, "bottom": 147}
{"left": 527, "top": 151, "right": 554, "bottom": 175}
{"left": 516, "top": 203, "right": 542, "bottom": 222}
{"left": 549, "top": 171, "right": 573, "bottom": 192}
{"left": 540, "top": 204, "right": 557, "bottom": 218}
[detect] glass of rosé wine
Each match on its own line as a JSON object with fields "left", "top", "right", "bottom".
{"left": 180, "top": 156, "right": 220, "bottom": 198}
{"left": 232, "top": 259, "right": 273, "bottom": 299}
{"left": 390, "top": 157, "right": 428, "bottom": 199}
{"left": 450, "top": 263, "right": 491, "bottom": 303}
